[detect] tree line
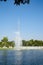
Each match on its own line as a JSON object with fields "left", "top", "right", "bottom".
{"left": 0, "top": 37, "right": 43, "bottom": 48}
{"left": 22, "top": 39, "right": 43, "bottom": 46}
{"left": 0, "top": 0, "right": 30, "bottom": 5}
{"left": 0, "top": 37, "right": 15, "bottom": 48}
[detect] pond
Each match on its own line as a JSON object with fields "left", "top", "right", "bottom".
{"left": 0, "top": 49, "right": 43, "bottom": 65}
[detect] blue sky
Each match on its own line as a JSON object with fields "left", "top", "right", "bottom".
{"left": 0, "top": 0, "right": 43, "bottom": 41}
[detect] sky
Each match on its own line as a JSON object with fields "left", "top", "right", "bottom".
{"left": 0, "top": 0, "right": 43, "bottom": 41}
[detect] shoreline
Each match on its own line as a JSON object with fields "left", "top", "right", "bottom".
{"left": 14, "top": 46, "right": 43, "bottom": 50}
{"left": 0, "top": 46, "right": 43, "bottom": 50}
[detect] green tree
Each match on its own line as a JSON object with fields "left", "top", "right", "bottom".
{"left": 11, "top": 41, "right": 15, "bottom": 47}
{"left": 1, "top": 37, "right": 8, "bottom": 47}
{"left": 7, "top": 41, "right": 15, "bottom": 48}
{"left": 14, "top": 0, "right": 30, "bottom": 5}
{"left": 0, "top": 42, "right": 2, "bottom": 47}
{"left": 22, "top": 40, "right": 26, "bottom": 46}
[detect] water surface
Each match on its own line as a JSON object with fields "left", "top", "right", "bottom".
{"left": 0, "top": 49, "right": 43, "bottom": 65}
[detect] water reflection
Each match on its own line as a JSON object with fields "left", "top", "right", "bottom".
{"left": 7, "top": 50, "right": 14, "bottom": 65}
{"left": 0, "top": 50, "right": 7, "bottom": 65}
{"left": 14, "top": 50, "right": 22, "bottom": 65}
{"left": 0, "top": 50, "right": 23, "bottom": 65}
{"left": 0, "top": 50, "right": 43, "bottom": 65}
{"left": 2, "top": 50, "right": 7, "bottom": 65}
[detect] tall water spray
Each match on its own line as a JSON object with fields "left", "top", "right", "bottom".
{"left": 15, "top": 19, "right": 22, "bottom": 48}
{"left": 15, "top": 31, "right": 22, "bottom": 47}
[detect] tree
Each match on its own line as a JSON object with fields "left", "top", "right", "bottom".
{"left": 0, "top": 0, "right": 7, "bottom": 1}
{"left": 0, "top": 0, "right": 30, "bottom": 5}
{"left": 11, "top": 41, "right": 15, "bottom": 47}
{"left": 0, "top": 42, "right": 2, "bottom": 47}
{"left": 22, "top": 40, "right": 26, "bottom": 46}
{"left": 1, "top": 37, "right": 8, "bottom": 47}
{"left": 7, "top": 41, "right": 15, "bottom": 48}
{"left": 14, "top": 0, "right": 30, "bottom": 5}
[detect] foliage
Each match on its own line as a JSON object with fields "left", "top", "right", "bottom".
{"left": 0, "top": 37, "right": 15, "bottom": 48}
{"left": 22, "top": 39, "right": 43, "bottom": 46}
{"left": 0, "top": 0, "right": 30, "bottom": 5}
{"left": 0, "top": 37, "right": 43, "bottom": 47}
{"left": 14, "top": 0, "right": 30, "bottom": 5}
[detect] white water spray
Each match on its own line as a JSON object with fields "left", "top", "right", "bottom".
{"left": 15, "top": 31, "right": 22, "bottom": 47}
{"left": 15, "top": 19, "right": 22, "bottom": 49}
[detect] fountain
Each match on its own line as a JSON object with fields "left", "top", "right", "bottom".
{"left": 15, "top": 31, "right": 22, "bottom": 47}
{"left": 14, "top": 31, "right": 22, "bottom": 50}
{"left": 14, "top": 20, "right": 22, "bottom": 50}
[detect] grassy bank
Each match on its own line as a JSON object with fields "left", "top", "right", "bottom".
{"left": 0, "top": 47, "right": 14, "bottom": 50}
